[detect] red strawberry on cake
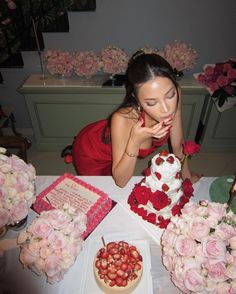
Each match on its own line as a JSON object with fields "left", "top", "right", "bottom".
{"left": 128, "top": 150, "right": 194, "bottom": 228}
{"left": 94, "top": 241, "right": 143, "bottom": 293}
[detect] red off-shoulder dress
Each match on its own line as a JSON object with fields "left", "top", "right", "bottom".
{"left": 72, "top": 114, "right": 169, "bottom": 175}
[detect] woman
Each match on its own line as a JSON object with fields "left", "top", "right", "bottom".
{"left": 71, "top": 51, "right": 200, "bottom": 187}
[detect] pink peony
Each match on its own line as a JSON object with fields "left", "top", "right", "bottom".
{"left": 161, "top": 201, "right": 236, "bottom": 293}
{"left": 45, "top": 209, "right": 71, "bottom": 230}
{"left": 190, "top": 216, "right": 211, "bottom": 241}
{"left": 17, "top": 205, "right": 86, "bottom": 284}
{"left": 0, "top": 148, "right": 36, "bottom": 227}
{"left": 205, "top": 262, "right": 227, "bottom": 281}
{"left": 202, "top": 237, "right": 226, "bottom": 263}
{"left": 163, "top": 41, "right": 198, "bottom": 71}
{"left": 100, "top": 45, "right": 129, "bottom": 74}
{"left": 184, "top": 268, "right": 205, "bottom": 292}
{"left": 175, "top": 235, "right": 197, "bottom": 257}
{"left": 30, "top": 218, "right": 53, "bottom": 239}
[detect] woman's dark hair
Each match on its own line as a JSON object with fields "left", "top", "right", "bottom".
{"left": 102, "top": 51, "right": 179, "bottom": 143}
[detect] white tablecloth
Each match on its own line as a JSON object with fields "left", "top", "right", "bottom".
{"left": 0, "top": 176, "right": 216, "bottom": 294}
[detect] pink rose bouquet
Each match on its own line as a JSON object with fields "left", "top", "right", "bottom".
{"left": 73, "top": 50, "right": 101, "bottom": 79}
{"left": 0, "top": 147, "right": 36, "bottom": 227}
{"left": 100, "top": 45, "right": 129, "bottom": 75}
{"left": 194, "top": 59, "right": 236, "bottom": 108}
{"left": 17, "top": 204, "right": 87, "bottom": 284}
{"left": 163, "top": 41, "right": 198, "bottom": 72}
{"left": 44, "top": 50, "right": 74, "bottom": 77}
{"left": 161, "top": 200, "right": 236, "bottom": 293}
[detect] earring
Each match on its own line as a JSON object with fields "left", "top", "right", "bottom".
{"left": 137, "top": 105, "right": 142, "bottom": 112}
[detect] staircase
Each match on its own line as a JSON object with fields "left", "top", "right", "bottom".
{"left": 0, "top": 0, "right": 96, "bottom": 77}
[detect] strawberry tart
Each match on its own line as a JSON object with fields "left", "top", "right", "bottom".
{"left": 128, "top": 150, "right": 194, "bottom": 228}
{"left": 94, "top": 241, "right": 143, "bottom": 293}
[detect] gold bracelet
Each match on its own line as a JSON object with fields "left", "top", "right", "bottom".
{"left": 125, "top": 150, "right": 138, "bottom": 158}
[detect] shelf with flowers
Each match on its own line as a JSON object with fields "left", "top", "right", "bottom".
{"left": 42, "top": 41, "right": 198, "bottom": 85}
{"left": 194, "top": 59, "right": 236, "bottom": 112}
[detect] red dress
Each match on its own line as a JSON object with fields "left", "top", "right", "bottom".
{"left": 72, "top": 115, "right": 169, "bottom": 175}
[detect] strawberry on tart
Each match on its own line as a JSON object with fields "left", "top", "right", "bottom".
{"left": 94, "top": 241, "right": 143, "bottom": 293}
{"left": 128, "top": 150, "right": 194, "bottom": 228}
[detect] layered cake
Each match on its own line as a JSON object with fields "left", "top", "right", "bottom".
{"left": 33, "top": 173, "right": 113, "bottom": 238}
{"left": 128, "top": 150, "right": 193, "bottom": 228}
{"left": 94, "top": 241, "right": 143, "bottom": 293}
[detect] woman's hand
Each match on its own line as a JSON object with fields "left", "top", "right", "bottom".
{"left": 130, "top": 117, "right": 172, "bottom": 145}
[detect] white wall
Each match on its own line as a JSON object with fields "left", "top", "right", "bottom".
{"left": 1, "top": 0, "right": 235, "bottom": 128}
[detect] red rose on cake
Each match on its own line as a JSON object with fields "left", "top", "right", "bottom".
{"left": 128, "top": 150, "right": 194, "bottom": 228}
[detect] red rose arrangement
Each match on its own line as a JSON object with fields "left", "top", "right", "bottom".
{"left": 194, "top": 59, "right": 236, "bottom": 108}
{"left": 128, "top": 178, "right": 193, "bottom": 228}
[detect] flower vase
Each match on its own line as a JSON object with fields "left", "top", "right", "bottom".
{"left": 173, "top": 69, "right": 184, "bottom": 81}
{"left": 0, "top": 226, "right": 8, "bottom": 238}
{"left": 109, "top": 74, "right": 116, "bottom": 86}
{"left": 8, "top": 215, "right": 28, "bottom": 231}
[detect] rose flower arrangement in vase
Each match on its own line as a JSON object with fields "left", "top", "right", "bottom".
{"left": 0, "top": 147, "right": 36, "bottom": 234}
{"left": 44, "top": 50, "right": 74, "bottom": 77}
{"left": 194, "top": 59, "right": 236, "bottom": 112}
{"left": 163, "top": 41, "right": 198, "bottom": 80}
{"left": 101, "top": 45, "right": 129, "bottom": 86}
{"left": 72, "top": 50, "right": 101, "bottom": 79}
{"left": 17, "top": 204, "right": 87, "bottom": 284}
{"left": 161, "top": 200, "right": 236, "bottom": 293}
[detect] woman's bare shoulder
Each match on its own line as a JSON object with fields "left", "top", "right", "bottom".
{"left": 112, "top": 107, "right": 139, "bottom": 121}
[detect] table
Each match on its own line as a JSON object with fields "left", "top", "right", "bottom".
{"left": 0, "top": 176, "right": 216, "bottom": 294}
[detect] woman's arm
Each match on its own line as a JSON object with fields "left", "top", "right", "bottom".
{"left": 111, "top": 109, "right": 170, "bottom": 187}
{"left": 111, "top": 111, "right": 140, "bottom": 187}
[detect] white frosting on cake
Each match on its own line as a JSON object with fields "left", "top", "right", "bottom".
{"left": 141, "top": 152, "right": 183, "bottom": 219}
{"left": 144, "top": 153, "right": 182, "bottom": 194}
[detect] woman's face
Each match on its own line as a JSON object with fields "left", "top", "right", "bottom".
{"left": 136, "top": 76, "right": 178, "bottom": 122}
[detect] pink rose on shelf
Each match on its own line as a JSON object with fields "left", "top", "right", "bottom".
{"left": 0, "top": 147, "right": 36, "bottom": 227}
{"left": 163, "top": 40, "right": 198, "bottom": 72}
{"left": 161, "top": 200, "right": 236, "bottom": 293}
{"left": 17, "top": 204, "right": 87, "bottom": 284}
{"left": 73, "top": 50, "right": 101, "bottom": 79}
{"left": 100, "top": 45, "right": 129, "bottom": 75}
{"left": 44, "top": 50, "right": 73, "bottom": 77}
